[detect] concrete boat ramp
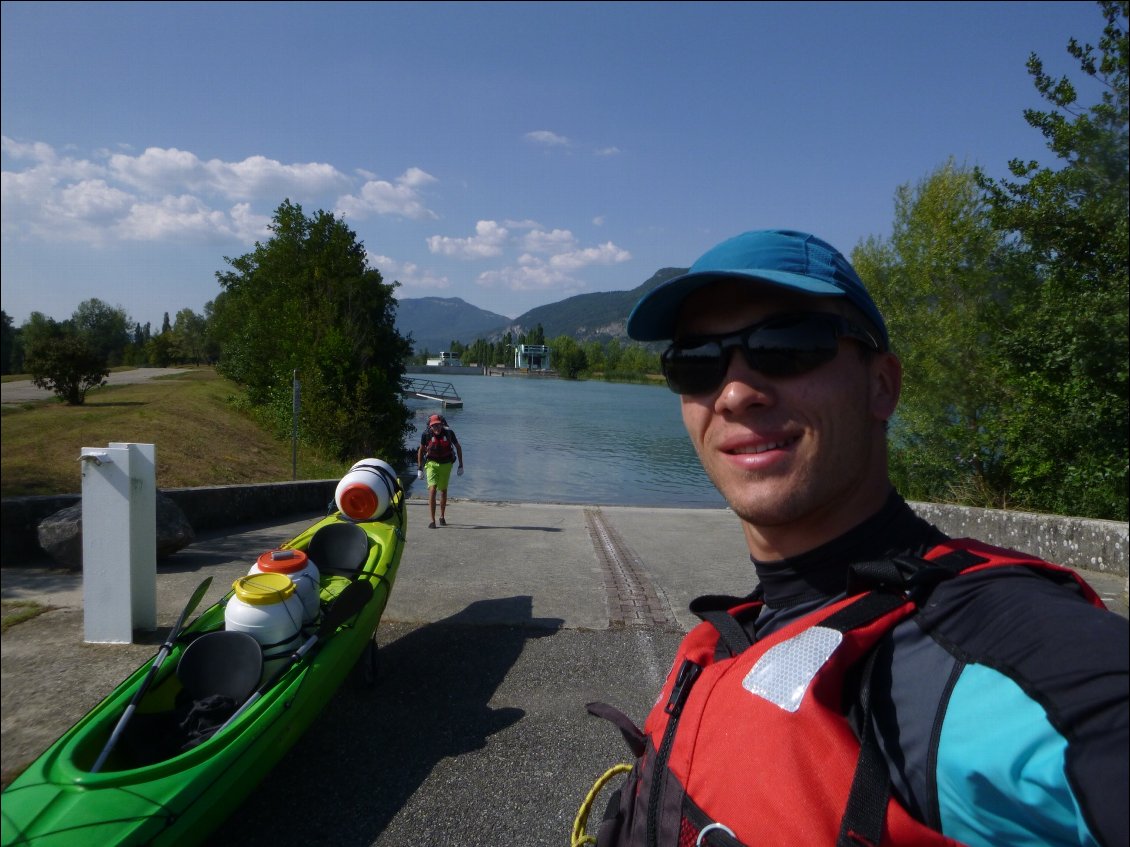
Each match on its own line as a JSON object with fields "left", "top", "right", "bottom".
{"left": 2, "top": 498, "right": 1126, "bottom": 846}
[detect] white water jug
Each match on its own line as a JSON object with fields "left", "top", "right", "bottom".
{"left": 249, "top": 549, "right": 321, "bottom": 624}
{"left": 334, "top": 458, "right": 397, "bottom": 521}
{"left": 224, "top": 573, "right": 305, "bottom": 681}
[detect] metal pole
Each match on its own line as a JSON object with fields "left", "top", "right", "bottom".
{"left": 292, "top": 370, "right": 300, "bottom": 480}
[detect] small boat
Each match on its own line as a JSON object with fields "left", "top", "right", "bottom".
{"left": 1, "top": 462, "right": 407, "bottom": 847}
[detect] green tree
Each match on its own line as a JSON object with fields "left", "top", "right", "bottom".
{"left": 0, "top": 310, "right": 14, "bottom": 374}
{"left": 465, "top": 338, "right": 492, "bottom": 367}
{"left": 20, "top": 312, "right": 68, "bottom": 357}
{"left": 854, "top": 160, "right": 1018, "bottom": 508}
{"left": 617, "top": 344, "right": 659, "bottom": 375}
{"left": 26, "top": 333, "right": 109, "bottom": 405}
{"left": 583, "top": 340, "right": 607, "bottom": 374}
{"left": 171, "top": 308, "right": 208, "bottom": 365}
{"left": 976, "top": 0, "right": 1128, "bottom": 519}
{"left": 146, "top": 332, "right": 175, "bottom": 367}
{"left": 550, "top": 335, "right": 587, "bottom": 379}
{"left": 214, "top": 199, "right": 412, "bottom": 462}
{"left": 72, "top": 299, "right": 131, "bottom": 366}
{"left": 200, "top": 302, "right": 222, "bottom": 363}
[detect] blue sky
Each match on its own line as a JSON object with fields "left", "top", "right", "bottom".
{"left": 0, "top": 1, "right": 1105, "bottom": 329}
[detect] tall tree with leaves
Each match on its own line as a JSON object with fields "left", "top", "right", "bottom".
{"left": 22, "top": 314, "right": 109, "bottom": 405}
{"left": 72, "top": 298, "right": 131, "bottom": 366}
{"left": 170, "top": 308, "right": 207, "bottom": 365}
{"left": 213, "top": 200, "right": 412, "bottom": 463}
{"left": 0, "top": 310, "right": 15, "bottom": 374}
{"left": 550, "top": 335, "right": 587, "bottom": 379}
{"left": 854, "top": 160, "right": 1018, "bottom": 507}
{"left": 976, "top": 0, "right": 1128, "bottom": 519}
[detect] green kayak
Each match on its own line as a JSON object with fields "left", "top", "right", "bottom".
{"left": 1, "top": 487, "right": 407, "bottom": 847}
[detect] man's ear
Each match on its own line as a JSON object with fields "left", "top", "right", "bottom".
{"left": 870, "top": 351, "right": 902, "bottom": 423}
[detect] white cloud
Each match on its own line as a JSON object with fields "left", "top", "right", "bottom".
{"left": 477, "top": 233, "right": 631, "bottom": 294}
{"left": 335, "top": 168, "right": 438, "bottom": 220}
{"left": 368, "top": 253, "right": 450, "bottom": 291}
{"left": 548, "top": 240, "right": 632, "bottom": 271}
{"left": 521, "top": 227, "right": 577, "bottom": 254}
{"left": 107, "top": 148, "right": 348, "bottom": 200}
{"left": 58, "top": 179, "right": 134, "bottom": 221}
{"left": 595, "top": 146, "right": 621, "bottom": 157}
{"left": 502, "top": 218, "right": 541, "bottom": 230}
{"left": 477, "top": 263, "right": 578, "bottom": 292}
{"left": 525, "top": 130, "right": 570, "bottom": 147}
{"left": 116, "top": 195, "right": 231, "bottom": 241}
{"left": 1, "top": 137, "right": 437, "bottom": 246}
{"left": 2, "top": 136, "right": 58, "bottom": 164}
{"left": 229, "top": 203, "right": 272, "bottom": 242}
{"left": 427, "top": 220, "right": 509, "bottom": 259}
{"left": 592, "top": 216, "right": 605, "bottom": 226}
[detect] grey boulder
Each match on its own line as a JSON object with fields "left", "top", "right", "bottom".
{"left": 37, "top": 494, "right": 196, "bottom": 567}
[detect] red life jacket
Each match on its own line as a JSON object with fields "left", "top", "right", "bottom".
{"left": 589, "top": 539, "right": 1104, "bottom": 847}
{"left": 423, "top": 429, "right": 456, "bottom": 463}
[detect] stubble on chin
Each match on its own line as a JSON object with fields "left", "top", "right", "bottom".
{"left": 700, "top": 458, "right": 803, "bottom": 528}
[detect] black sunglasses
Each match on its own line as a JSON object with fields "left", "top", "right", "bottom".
{"left": 661, "top": 312, "right": 882, "bottom": 395}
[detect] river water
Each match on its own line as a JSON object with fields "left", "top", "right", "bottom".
{"left": 404, "top": 374, "right": 726, "bottom": 508}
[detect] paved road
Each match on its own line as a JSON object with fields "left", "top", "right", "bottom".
{"left": 2, "top": 498, "right": 1126, "bottom": 846}
{"left": 1, "top": 368, "right": 189, "bottom": 404}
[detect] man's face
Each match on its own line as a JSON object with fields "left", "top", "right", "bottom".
{"left": 675, "top": 281, "right": 900, "bottom": 559}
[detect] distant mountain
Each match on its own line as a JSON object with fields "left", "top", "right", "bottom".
{"left": 395, "top": 267, "right": 688, "bottom": 353}
{"left": 394, "top": 297, "right": 510, "bottom": 354}
{"left": 506, "top": 267, "right": 687, "bottom": 341}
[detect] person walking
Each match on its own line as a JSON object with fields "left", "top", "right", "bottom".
{"left": 417, "top": 413, "right": 464, "bottom": 528}
{"left": 587, "top": 229, "right": 1128, "bottom": 846}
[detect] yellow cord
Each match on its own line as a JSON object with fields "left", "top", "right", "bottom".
{"left": 571, "top": 763, "right": 633, "bottom": 847}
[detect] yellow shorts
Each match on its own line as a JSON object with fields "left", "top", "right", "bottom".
{"left": 425, "top": 460, "right": 454, "bottom": 491}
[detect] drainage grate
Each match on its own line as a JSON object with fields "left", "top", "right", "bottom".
{"left": 585, "top": 508, "right": 677, "bottom": 629}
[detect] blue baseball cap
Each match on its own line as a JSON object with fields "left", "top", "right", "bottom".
{"left": 626, "top": 229, "right": 889, "bottom": 349}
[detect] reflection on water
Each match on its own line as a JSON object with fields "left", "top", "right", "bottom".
{"left": 405, "top": 375, "right": 725, "bottom": 508}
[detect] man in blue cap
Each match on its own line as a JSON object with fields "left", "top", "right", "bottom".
{"left": 590, "top": 230, "right": 1127, "bottom": 846}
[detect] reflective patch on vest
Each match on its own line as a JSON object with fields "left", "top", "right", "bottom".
{"left": 741, "top": 626, "right": 843, "bottom": 712}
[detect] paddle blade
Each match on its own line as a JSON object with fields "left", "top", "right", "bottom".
{"left": 183, "top": 576, "right": 214, "bottom": 620}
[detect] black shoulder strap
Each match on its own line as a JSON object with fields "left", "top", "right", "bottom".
{"left": 836, "top": 646, "right": 889, "bottom": 847}
{"left": 846, "top": 549, "right": 988, "bottom": 604}
{"left": 689, "top": 594, "right": 759, "bottom": 657}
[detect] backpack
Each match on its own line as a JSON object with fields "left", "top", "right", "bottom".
{"left": 586, "top": 539, "right": 1104, "bottom": 847}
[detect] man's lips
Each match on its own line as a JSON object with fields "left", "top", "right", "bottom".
{"left": 721, "top": 435, "right": 800, "bottom": 456}
{"left": 726, "top": 437, "right": 798, "bottom": 455}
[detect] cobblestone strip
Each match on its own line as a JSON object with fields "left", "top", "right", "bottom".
{"left": 585, "top": 507, "right": 677, "bottom": 629}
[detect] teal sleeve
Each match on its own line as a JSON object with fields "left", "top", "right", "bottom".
{"left": 936, "top": 664, "right": 1099, "bottom": 847}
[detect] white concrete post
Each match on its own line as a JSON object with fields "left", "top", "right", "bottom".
{"left": 80, "top": 442, "right": 157, "bottom": 643}
{"left": 111, "top": 442, "right": 157, "bottom": 632}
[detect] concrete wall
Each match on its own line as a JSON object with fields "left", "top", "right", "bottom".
{"left": 2, "top": 486, "right": 1127, "bottom": 574}
{"left": 909, "top": 502, "right": 1127, "bottom": 576}
{"left": 1, "top": 481, "right": 337, "bottom": 564}
{"left": 405, "top": 365, "right": 484, "bottom": 376}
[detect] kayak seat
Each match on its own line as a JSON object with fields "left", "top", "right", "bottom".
{"left": 116, "top": 631, "right": 264, "bottom": 764}
{"left": 174, "top": 631, "right": 264, "bottom": 748}
{"left": 307, "top": 522, "right": 370, "bottom": 577}
{"left": 177, "top": 630, "right": 263, "bottom": 703}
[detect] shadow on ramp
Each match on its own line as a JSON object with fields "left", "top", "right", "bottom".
{"left": 213, "top": 595, "right": 561, "bottom": 847}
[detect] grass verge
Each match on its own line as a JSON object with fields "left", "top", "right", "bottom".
{"left": 1, "top": 368, "right": 350, "bottom": 497}
{"left": 1, "top": 601, "right": 50, "bottom": 633}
